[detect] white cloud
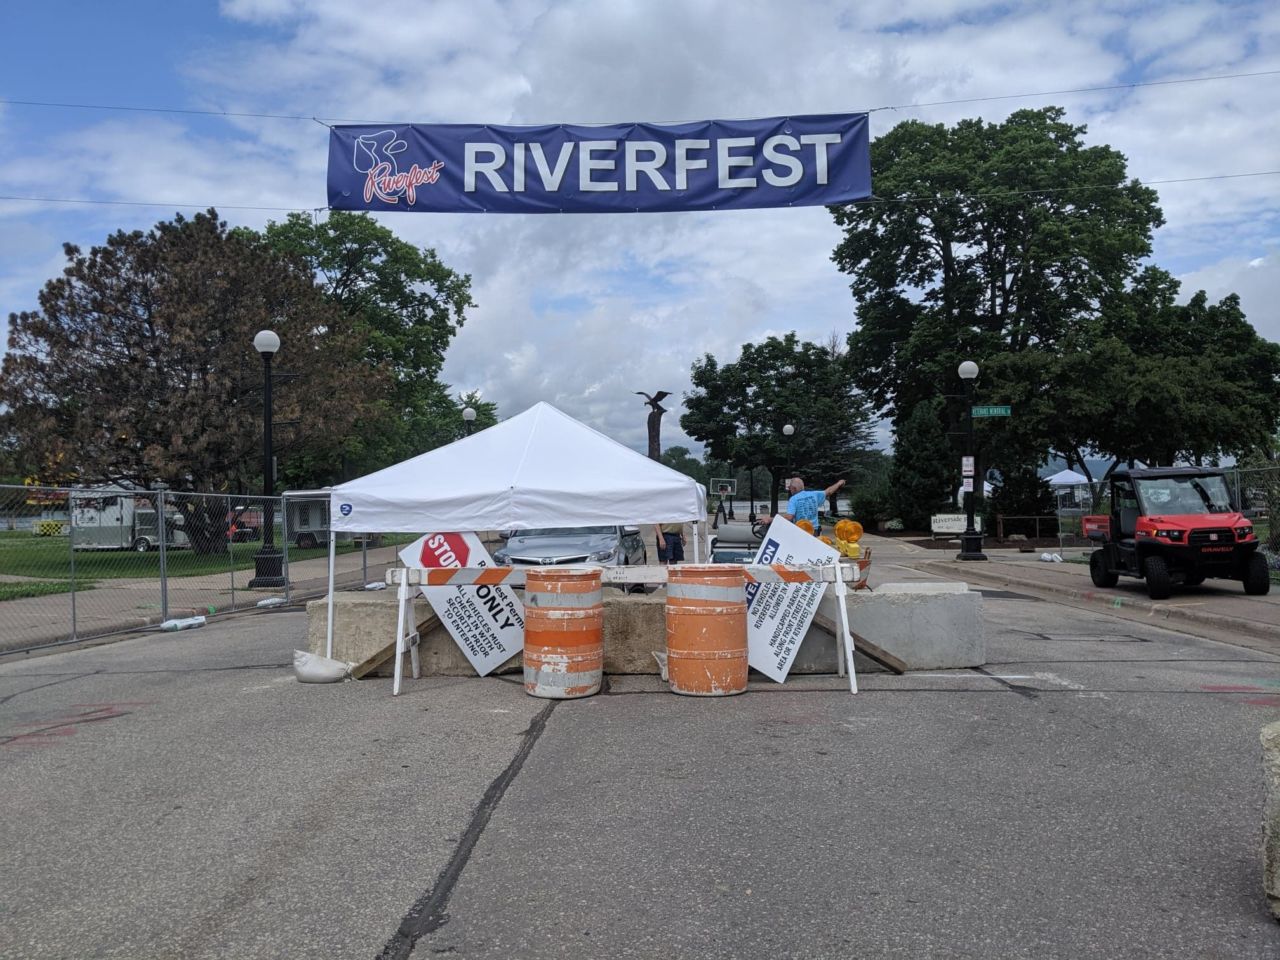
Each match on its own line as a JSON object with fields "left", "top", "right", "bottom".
{"left": 1178, "top": 251, "right": 1280, "bottom": 345}
{"left": 4, "top": 0, "right": 1279, "bottom": 460}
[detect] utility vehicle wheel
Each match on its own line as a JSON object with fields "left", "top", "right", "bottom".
{"left": 1143, "top": 555, "right": 1172, "bottom": 600}
{"left": 1089, "top": 551, "right": 1118, "bottom": 588}
{"left": 131, "top": 537, "right": 150, "bottom": 553}
{"left": 1243, "top": 553, "right": 1272, "bottom": 596}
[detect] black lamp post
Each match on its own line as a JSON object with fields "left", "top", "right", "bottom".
{"left": 462, "top": 406, "right": 476, "bottom": 435}
{"left": 957, "top": 360, "right": 988, "bottom": 561}
{"left": 248, "top": 329, "right": 287, "bottom": 588}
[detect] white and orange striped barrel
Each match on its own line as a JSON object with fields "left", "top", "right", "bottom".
{"left": 665, "top": 564, "right": 748, "bottom": 697}
{"left": 523, "top": 568, "right": 604, "bottom": 699}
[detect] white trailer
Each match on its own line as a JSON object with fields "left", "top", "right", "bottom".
{"left": 282, "top": 489, "right": 355, "bottom": 550}
{"left": 70, "top": 488, "right": 190, "bottom": 552}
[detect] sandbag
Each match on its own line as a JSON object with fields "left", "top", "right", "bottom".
{"left": 293, "top": 649, "right": 355, "bottom": 683}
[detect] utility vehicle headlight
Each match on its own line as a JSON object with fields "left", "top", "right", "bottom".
{"left": 1236, "top": 526, "right": 1253, "bottom": 539}
{"left": 1155, "top": 529, "right": 1184, "bottom": 542}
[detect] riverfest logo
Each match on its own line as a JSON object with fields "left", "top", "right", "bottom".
{"left": 352, "top": 130, "right": 444, "bottom": 205}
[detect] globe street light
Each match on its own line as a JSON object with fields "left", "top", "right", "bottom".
{"left": 781, "top": 423, "right": 795, "bottom": 512}
{"left": 462, "top": 406, "right": 476, "bottom": 436}
{"left": 957, "top": 360, "right": 988, "bottom": 561}
{"left": 248, "top": 329, "right": 287, "bottom": 588}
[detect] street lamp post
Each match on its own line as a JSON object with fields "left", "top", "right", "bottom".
{"left": 957, "top": 360, "right": 988, "bottom": 561}
{"left": 248, "top": 329, "right": 286, "bottom": 588}
{"left": 462, "top": 406, "right": 476, "bottom": 436}
{"left": 781, "top": 423, "right": 795, "bottom": 511}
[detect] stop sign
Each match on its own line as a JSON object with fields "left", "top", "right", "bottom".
{"left": 418, "top": 532, "right": 470, "bottom": 569}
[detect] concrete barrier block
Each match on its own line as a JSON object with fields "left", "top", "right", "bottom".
{"left": 305, "top": 592, "right": 435, "bottom": 666}
{"left": 602, "top": 593, "right": 666, "bottom": 674}
{"left": 1262, "top": 721, "right": 1280, "bottom": 918}
{"left": 815, "top": 583, "right": 985, "bottom": 670}
{"left": 306, "top": 592, "right": 519, "bottom": 677}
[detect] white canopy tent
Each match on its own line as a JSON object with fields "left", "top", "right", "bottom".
{"left": 322, "top": 402, "right": 709, "bottom": 655}
{"left": 1045, "top": 468, "right": 1090, "bottom": 487}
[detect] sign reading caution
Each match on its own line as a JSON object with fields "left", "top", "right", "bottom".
{"left": 398, "top": 533, "right": 524, "bottom": 676}
{"left": 327, "top": 114, "right": 870, "bottom": 214}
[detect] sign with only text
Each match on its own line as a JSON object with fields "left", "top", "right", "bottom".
{"left": 748, "top": 515, "right": 840, "bottom": 682}
{"left": 398, "top": 533, "right": 524, "bottom": 676}
{"left": 972, "top": 405, "right": 1012, "bottom": 417}
{"left": 327, "top": 114, "right": 871, "bottom": 214}
{"left": 931, "top": 514, "right": 984, "bottom": 536}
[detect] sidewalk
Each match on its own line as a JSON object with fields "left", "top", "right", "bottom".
{"left": 870, "top": 533, "right": 1279, "bottom": 646}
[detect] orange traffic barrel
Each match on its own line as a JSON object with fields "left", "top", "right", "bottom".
{"left": 665, "top": 564, "right": 748, "bottom": 697}
{"left": 523, "top": 568, "right": 604, "bottom": 699}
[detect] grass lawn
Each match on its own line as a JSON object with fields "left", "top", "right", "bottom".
{"left": 0, "top": 531, "right": 414, "bottom": 581}
{"left": 0, "top": 580, "right": 95, "bottom": 601}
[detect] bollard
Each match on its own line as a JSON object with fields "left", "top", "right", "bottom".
{"left": 665, "top": 564, "right": 748, "bottom": 696}
{"left": 523, "top": 568, "right": 604, "bottom": 699}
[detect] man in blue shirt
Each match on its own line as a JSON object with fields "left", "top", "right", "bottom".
{"left": 782, "top": 476, "right": 846, "bottom": 535}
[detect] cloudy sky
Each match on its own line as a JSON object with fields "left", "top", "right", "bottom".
{"left": 1, "top": 0, "right": 1277, "bottom": 454}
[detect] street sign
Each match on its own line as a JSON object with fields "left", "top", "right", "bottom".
{"left": 961, "top": 456, "right": 974, "bottom": 477}
{"left": 961, "top": 478, "right": 974, "bottom": 493}
{"left": 972, "top": 405, "right": 1011, "bottom": 417}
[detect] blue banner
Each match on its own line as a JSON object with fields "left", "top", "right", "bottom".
{"left": 327, "top": 114, "right": 870, "bottom": 214}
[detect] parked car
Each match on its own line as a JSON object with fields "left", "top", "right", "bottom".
{"left": 226, "top": 506, "right": 263, "bottom": 542}
{"left": 493, "top": 526, "right": 647, "bottom": 589}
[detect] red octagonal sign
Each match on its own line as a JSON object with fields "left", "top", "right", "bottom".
{"left": 419, "top": 533, "right": 470, "bottom": 569}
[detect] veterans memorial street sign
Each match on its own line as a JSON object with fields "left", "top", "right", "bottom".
{"left": 327, "top": 114, "right": 871, "bottom": 214}
{"left": 972, "top": 405, "right": 1012, "bottom": 417}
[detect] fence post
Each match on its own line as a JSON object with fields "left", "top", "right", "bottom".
{"left": 282, "top": 495, "right": 291, "bottom": 603}
{"left": 228, "top": 494, "right": 236, "bottom": 610}
{"left": 68, "top": 489, "right": 78, "bottom": 642}
{"left": 155, "top": 483, "right": 169, "bottom": 623}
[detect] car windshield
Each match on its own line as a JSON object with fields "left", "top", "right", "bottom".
{"left": 1135, "top": 476, "right": 1233, "bottom": 514}
{"left": 514, "top": 526, "right": 616, "bottom": 538}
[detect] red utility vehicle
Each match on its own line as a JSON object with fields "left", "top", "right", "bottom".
{"left": 1087, "top": 467, "right": 1269, "bottom": 600}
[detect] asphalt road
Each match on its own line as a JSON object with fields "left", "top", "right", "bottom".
{"left": 4, "top": 591, "right": 1280, "bottom": 958}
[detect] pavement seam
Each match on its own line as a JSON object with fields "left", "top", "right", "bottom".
{"left": 377, "top": 699, "right": 558, "bottom": 960}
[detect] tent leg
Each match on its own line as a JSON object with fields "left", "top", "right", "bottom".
{"left": 325, "top": 533, "right": 337, "bottom": 660}
{"left": 392, "top": 571, "right": 409, "bottom": 697}
{"left": 691, "top": 521, "right": 702, "bottom": 562}
{"left": 833, "top": 559, "right": 858, "bottom": 694}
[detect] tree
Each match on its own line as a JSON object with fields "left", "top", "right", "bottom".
{"left": 0, "top": 210, "right": 374, "bottom": 552}
{"left": 888, "top": 398, "right": 955, "bottom": 528}
{"left": 832, "top": 106, "right": 1280, "bottom": 491}
{"left": 681, "top": 333, "right": 875, "bottom": 514}
{"left": 660, "top": 445, "right": 708, "bottom": 487}
{"left": 259, "top": 211, "right": 475, "bottom": 475}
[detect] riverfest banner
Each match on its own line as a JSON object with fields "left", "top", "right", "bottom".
{"left": 327, "top": 114, "right": 870, "bottom": 214}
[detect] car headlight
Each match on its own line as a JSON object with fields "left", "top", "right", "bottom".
{"left": 1155, "top": 529, "right": 1184, "bottom": 542}
{"left": 493, "top": 550, "right": 509, "bottom": 564}
{"left": 1236, "top": 526, "right": 1253, "bottom": 539}
{"left": 588, "top": 549, "right": 617, "bottom": 562}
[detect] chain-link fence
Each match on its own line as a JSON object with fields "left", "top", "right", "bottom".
{"left": 0, "top": 484, "right": 414, "bottom": 653}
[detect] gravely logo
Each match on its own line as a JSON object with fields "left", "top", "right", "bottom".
{"left": 353, "top": 129, "right": 444, "bottom": 205}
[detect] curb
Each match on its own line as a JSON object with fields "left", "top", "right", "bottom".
{"left": 911, "top": 558, "right": 1280, "bottom": 645}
